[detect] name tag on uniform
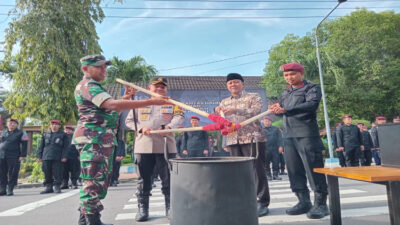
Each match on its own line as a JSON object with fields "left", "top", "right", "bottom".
{"left": 161, "top": 108, "right": 173, "bottom": 114}
{"left": 139, "top": 108, "right": 151, "bottom": 113}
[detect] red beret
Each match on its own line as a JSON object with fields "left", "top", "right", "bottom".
{"left": 356, "top": 122, "right": 364, "bottom": 125}
{"left": 8, "top": 118, "right": 19, "bottom": 124}
{"left": 190, "top": 116, "right": 200, "bottom": 120}
{"left": 263, "top": 116, "right": 271, "bottom": 121}
{"left": 341, "top": 114, "right": 352, "bottom": 119}
{"left": 50, "top": 120, "right": 61, "bottom": 125}
{"left": 335, "top": 123, "right": 342, "bottom": 127}
{"left": 65, "top": 125, "right": 75, "bottom": 131}
{"left": 280, "top": 62, "right": 305, "bottom": 75}
{"left": 376, "top": 116, "right": 386, "bottom": 120}
{"left": 178, "top": 125, "right": 184, "bottom": 128}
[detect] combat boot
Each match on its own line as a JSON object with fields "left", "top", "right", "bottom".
{"left": 6, "top": 185, "right": 14, "bottom": 196}
{"left": 272, "top": 171, "right": 282, "bottom": 180}
{"left": 165, "top": 195, "right": 170, "bottom": 218}
{"left": 54, "top": 185, "right": 62, "bottom": 193}
{"left": 40, "top": 184, "right": 54, "bottom": 194}
{"left": 85, "top": 212, "right": 113, "bottom": 225}
{"left": 257, "top": 203, "right": 269, "bottom": 217}
{"left": 286, "top": 191, "right": 312, "bottom": 215}
{"left": 135, "top": 196, "right": 149, "bottom": 222}
{"left": 307, "top": 192, "right": 329, "bottom": 219}
{"left": 72, "top": 180, "right": 78, "bottom": 189}
{"left": 0, "top": 186, "right": 6, "bottom": 196}
{"left": 60, "top": 181, "right": 69, "bottom": 189}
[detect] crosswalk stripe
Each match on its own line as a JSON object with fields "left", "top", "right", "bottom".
{"left": 0, "top": 189, "right": 80, "bottom": 217}
{"left": 258, "top": 206, "right": 388, "bottom": 224}
{"left": 115, "top": 211, "right": 166, "bottom": 220}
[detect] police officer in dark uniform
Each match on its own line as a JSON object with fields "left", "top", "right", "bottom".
{"left": 110, "top": 138, "right": 126, "bottom": 187}
{"left": 332, "top": 123, "right": 346, "bottom": 167}
{"left": 269, "top": 62, "right": 329, "bottom": 219}
{"left": 175, "top": 127, "right": 185, "bottom": 157}
{"left": 370, "top": 116, "right": 386, "bottom": 165}
{"left": 37, "top": 120, "right": 69, "bottom": 194}
{"left": 61, "top": 126, "right": 80, "bottom": 189}
{"left": 336, "top": 115, "right": 364, "bottom": 167}
{"left": 262, "top": 116, "right": 283, "bottom": 180}
{"left": 0, "top": 118, "right": 28, "bottom": 196}
{"left": 360, "top": 125, "right": 373, "bottom": 166}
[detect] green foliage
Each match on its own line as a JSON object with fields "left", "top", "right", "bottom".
{"left": 263, "top": 9, "right": 400, "bottom": 124}
{"left": 271, "top": 120, "right": 283, "bottom": 128}
{"left": 19, "top": 156, "right": 36, "bottom": 178}
{"left": 0, "top": 90, "right": 11, "bottom": 128}
{"left": 121, "top": 154, "right": 133, "bottom": 165}
{"left": 0, "top": 0, "right": 112, "bottom": 123}
{"left": 27, "top": 161, "right": 44, "bottom": 183}
{"left": 106, "top": 56, "right": 157, "bottom": 85}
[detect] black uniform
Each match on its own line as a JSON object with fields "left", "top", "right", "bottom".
{"left": 182, "top": 130, "right": 209, "bottom": 157}
{"left": 370, "top": 127, "right": 381, "bottom": 165}
{"left": 278, "top": 80, "right": 327, "bottom": 195}
{"left": 336, "top": 124, "right": 363, "bottom": 167}
{"left": 175, "top": 133, "right": 184, "bottom": 157}
{"left": 37, "top": 131, "right": 69, "bottom": 186}
{"left": 332, "top": 129, "right": 346, "bottom": 167}
{"left": 61, "top": 134, "right": 80, "bottom": 188}
{"left": 111, "top": 139, "right": 126, "bottom": 185}
{"left": 0, "top": 129, "right": 28, "bottom": 191}
{"left": 263, "top": 125, "right": 283, "bottom": 177}
{"left": 360, "top": 131, "right": 373, "bottom": 166}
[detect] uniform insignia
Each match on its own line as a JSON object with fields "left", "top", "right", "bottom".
{"left": 173, "top": 105, "right": 184, "bottom": 116}
{"left": 141, "top": 114, "right": 148, "bottom": 120}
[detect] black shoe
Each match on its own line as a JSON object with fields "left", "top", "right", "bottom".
{"left": 54, "top": 185, "right": 61, "bottom": 193}
{"left": 0, "top": 186, "right": 6, "bottom": 196}
{"left": 85, "top": 213, "right": 113, "bottom": 225}
{"left": 257, "top": 204, "right": 269, "bottom": 217}
{"left": 135, "top": 196, "right": 149, "bottom": 222}
{"left": 165, "top": 195, "right": 170, "bottom": 218}
{"left": 273, "top": 172, "right": 282, "bottom": 180}
{"left": 286, "top": 191, "right": 312, "bottom": 215}
{"left": 110, "top": 181, "right": 117, "bottom": 187}
{"left": 40, "top": 185, "right": 54, "bottom": 194}
{"left": 307, "top": 192, "right": 329, "bottom": 219}
{"left": 6, "top": 185, "right": 14, "bottom": 196}
{"left": 72, "top": 185, "right": 78, "bottom": 189}
{"left": 60, "top": 183, "right": 69, "bottom": 189}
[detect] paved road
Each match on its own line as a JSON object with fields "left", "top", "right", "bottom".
{"left": 0, "top": 176, "right": 391, "bottom": 225}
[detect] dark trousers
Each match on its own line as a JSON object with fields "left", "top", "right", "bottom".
{"left": 279, "top": 153, "right": 286, "bottom": 172}
{"left": 361, "top": 150, "right": 372, "bottom": 166}
{"left": 187, "top": 150, "right": 205, "bottom": 158}
{"left": 344, "top": 146, "right": 361, "bottom": 167}
{"left": 11, "top": 161, "right": 21, "bottom": 186}
{"left": 372, "top": 150, "right": 381, "bottom": 165}
{"left": 284, "top": 137, "right": 328, "bottom": 194}
{"left": 135, "top": 153, "right": 175, "bottom": 197}
{"left": 337, "top": 151, "right": 346, "bottom": 167}
{"left": 111, "top": 160, "right": 121, "bottom": 183}
{"left": 0, "top": 158, "right": 18, "bottom": 187}
{"left": 42, "top": 160, "right": 62, "bottom": 186}
{"left": 62, "top": 158, "right": 80, "bottom": 185}
{"left": 265, "top": 147, "right": 280, "bottom": 174}
{"left": 228, "top": 142, "right": 270, "bottom": 207}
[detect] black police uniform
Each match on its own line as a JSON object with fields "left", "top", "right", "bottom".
{"left": 263, "top": 125, "right": 283, "bottom": 179}
{"left": 0, "top": 129, "right": 28, "bottom": 195}
{"left": 182, "top": 130, "right": 209, "bottom": 157}
{"left": 370, "top": 127, "right": 381, "bottom": 165}
{"left": 360, "top": 131, "right": 373, "bottom": 166}
{"left": 175, "top": 133, "right": 184, "bottom": 157}
{"left": 61, "top": 134, "right": 80, "bottom": 188}
{"left": 37, "top": 130, "right": 69, "bottom": 191}
{"left": 332, "top": 129, "right": 346, "bottom": 167}
{"left": 336, "top": 124, "right": 363, "bottom": 167}
{"left": 278, "top": 80, "right": 328, "bottom": 218}
{"left": 111, "top": 139, "right": 126, "bottom": 186}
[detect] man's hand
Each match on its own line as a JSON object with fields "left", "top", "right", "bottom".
{"left": 278, "top": 147, "right": 284, "bottom": 154}
{"left": 142, "top": 127, "right": 152, "bottom": 135}
{"left": 268, "top": 103, "right": 286, "bottom": 114}
{"left": 182, "top": 150, "right": 188, "bottom": 155}
{"left": 122, "top": 85, "right": 137, "bottom": 100}
{"left": 116, "top": 156, "right": 124, "bottom": 162}
{"left": 337, "top": 147, "right": 344, "bottom": 151}
{"left": 360, "top": 145, "right": 365, "bottom": 151}
{"left": 19, "top": 157, "right": 25, "bottom": 162}
{"left": 221, "top": 108, "right": 238, "bottom": 116}
{"left": 376, "top": 147, "right": 380, "bottom": 151}
{"left": 203, "top": 150, "right": 209, "bottom": 156}
{"left": 159, "top": 126, "right": 170, "bottom": 137}
{"left": 223, "top": 147, "right": 229, "bottom": 152}
{"left": 37, "top": 158, "right": 42, "bottom": 162}
{"left": 61, "top": 158, "right": 67, "bottom": 163}
{"left": 150, "top": 96, "right": 171, "bottom": 105}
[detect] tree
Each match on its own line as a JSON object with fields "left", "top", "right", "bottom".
{"left": 106, "top": 56, "right": 157, "bottom": 85}
{"left": 263, "top": 9, "right": 400, "bottom": 124}
{"left": 0, "top": 0, "right": 117, "bottom": 124}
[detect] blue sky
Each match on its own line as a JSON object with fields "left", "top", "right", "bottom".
{"left": 0, "top": 0, "right": 399, "bottom": 84}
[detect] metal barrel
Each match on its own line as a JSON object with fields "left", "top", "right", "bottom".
{"left": 168, "top": 156, "right": 259, "bottom": 225}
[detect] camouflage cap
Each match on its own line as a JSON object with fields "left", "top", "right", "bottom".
{"left": 150, "top": 77, "right": 168, "bottom": 86}
{"left": 80, "top": 55, "right": 111, "bottom": 67}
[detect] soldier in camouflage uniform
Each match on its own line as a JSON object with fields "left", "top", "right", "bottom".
{"left": 215, "top": 73, "right": 270, "bottom": 217}
{"left": 73, "top": 55, "right": 170, "bottom": 225}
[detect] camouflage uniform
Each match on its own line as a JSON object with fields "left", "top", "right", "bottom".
{"left": 73, "top": 77, "right": 118, "bottom": 214}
